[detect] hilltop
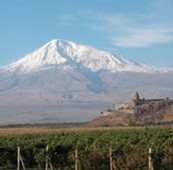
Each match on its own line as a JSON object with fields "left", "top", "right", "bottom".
{"left": 89, "top": 92, "right": 173, "bottom": 126}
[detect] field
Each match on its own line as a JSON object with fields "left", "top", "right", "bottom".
{"left": 1, "top": 126, "right": 173, "bottom": 170}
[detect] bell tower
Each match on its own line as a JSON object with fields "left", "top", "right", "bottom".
{"left": 133, "top": 92, "right": 140, "bottom": 101}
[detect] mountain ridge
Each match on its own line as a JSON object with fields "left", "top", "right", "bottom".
{"left": 1, "top": 39, "right": 172, "bottom": 75}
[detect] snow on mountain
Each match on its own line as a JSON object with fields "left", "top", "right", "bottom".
{"left": 0, "top": 39, "right": 173, "bottom": 124}
{"left": 1, "top": 39, "right": 168, "bottom": 74}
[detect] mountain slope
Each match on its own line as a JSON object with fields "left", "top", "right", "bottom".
{"left": 0, "top": 39, "right": 173, "bottom": 125}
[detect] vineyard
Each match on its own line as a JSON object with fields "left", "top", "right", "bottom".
{"left": 1, "top": 127, "right": 173, "bottom": 170}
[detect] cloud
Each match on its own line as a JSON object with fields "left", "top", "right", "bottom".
{"left": 87, "top": 0, "right": 173, "bottom": 48}
{"left": 113, "top": 28, "right": 173, "bottom": 47}
{"left": 55, "top": 1, "right": 173, "bottom": 48}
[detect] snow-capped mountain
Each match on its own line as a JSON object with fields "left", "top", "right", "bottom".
{"left": 0, "top": 39, "right": 173, "bottom": 125}
{"left": 2, "top": 39, "right": 169, "bottom": 74}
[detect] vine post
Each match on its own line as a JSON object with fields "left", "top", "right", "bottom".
{"left": 109, "top": 147, "right": 113, "bottom": 170}
{"left": 149, "top": 147, "right": 154, "bottom": 170}
{"left": 17, "top": 146, "right": 20, "bottom": 170}
{"left": 75, "top": 148, "right": 79, "bottom": 170}
{"left": 17, "top": 146, "right": 25, "bottom": 170}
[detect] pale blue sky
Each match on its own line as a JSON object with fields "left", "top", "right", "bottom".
{"left": 0, "top": 0, "right": 173, "bottom": 67}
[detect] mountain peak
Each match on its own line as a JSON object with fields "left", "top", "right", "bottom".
{"left": 1, "top": 39, "right": 172, "bottom": 74}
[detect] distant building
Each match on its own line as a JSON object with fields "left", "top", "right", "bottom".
{"left": 101, "top": 92, "right": 172, "bottom": 116}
